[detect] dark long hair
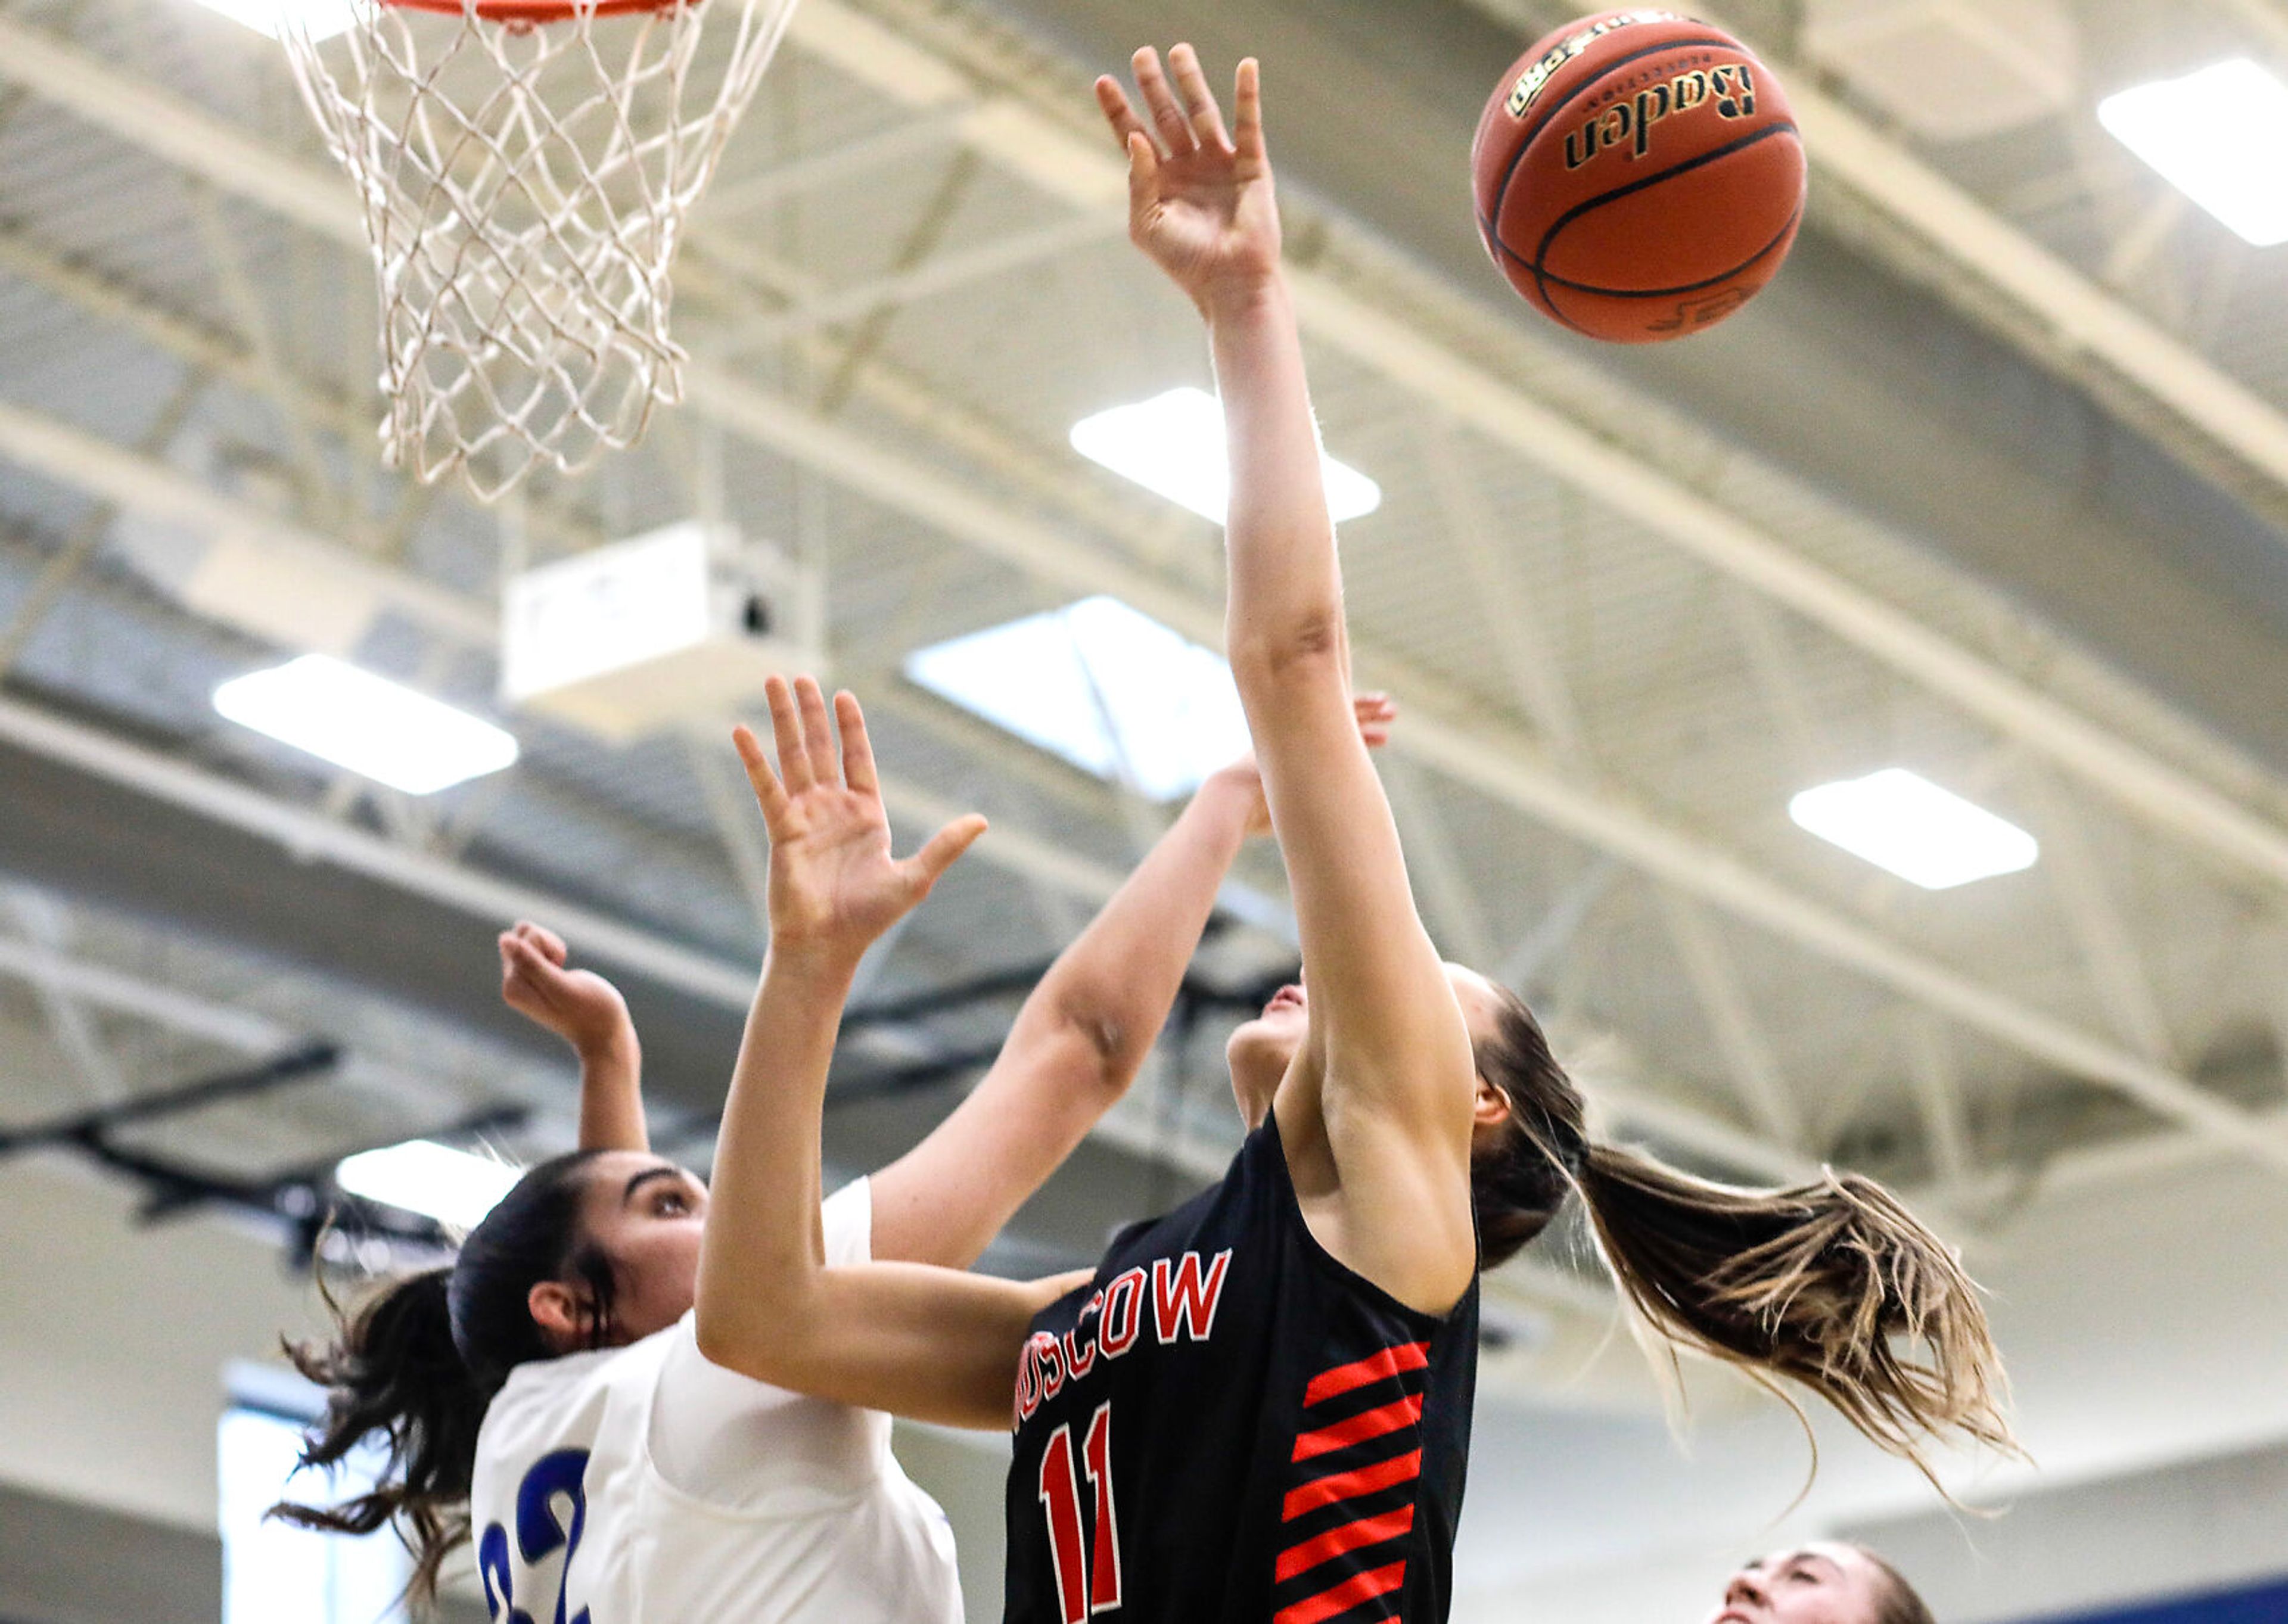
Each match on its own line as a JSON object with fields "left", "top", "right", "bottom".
{"left": 1468, "top": 987, "right": 2016, "bottom": 1479}
{"left": 272, "top": 1149, "right": 619, "bottom": 1604}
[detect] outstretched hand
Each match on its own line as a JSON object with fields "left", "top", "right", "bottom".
{"left": 1212, "top": 692, "right": 1397, "bottom": 837}
{"left": 733, "top": 675, "right": 987, "bottom": 965}
{"left": 1096, "top": 45, "right": 1279, "bottom": 311}
{"left": 499, "top": 921, "right": 632, "bottom": 1059}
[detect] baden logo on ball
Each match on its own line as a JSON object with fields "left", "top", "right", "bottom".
{"left": 1471, "top": 9, "right": 1806, "bottom": 343}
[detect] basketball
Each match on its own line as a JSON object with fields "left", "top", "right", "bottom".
{"left": 1471, "top": 10, "right": 1805, "bottom": 343}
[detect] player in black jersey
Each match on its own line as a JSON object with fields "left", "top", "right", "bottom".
{"left": 697, "top": 43, "right": 2017, "bottom": 1624}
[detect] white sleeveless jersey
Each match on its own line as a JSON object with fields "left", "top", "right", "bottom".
{"left": 467, "top": 1179, "right": 962, "bottom": 1624}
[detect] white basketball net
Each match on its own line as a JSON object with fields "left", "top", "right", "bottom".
{"left": 282, "top": 0, "right": 797, "bottom": 501}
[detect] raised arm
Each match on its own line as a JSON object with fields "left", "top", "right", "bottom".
{"left": 692, "top": 674, "right": 1085, "bottom": 1429}
{"left": 1101, "top": 48, "right": 1479, "bottom": 1313}
{"left": 499, "top": 922, "right": 647, "bottom": 1153}
{"left": 868, "top": 695, "right": 1394, "bottom": 1268}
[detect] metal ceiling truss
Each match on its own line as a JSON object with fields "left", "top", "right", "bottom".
{"left": 0, "top": 1040, "right": 521, "bottom": 1256}
{"left": 1, "top": 9, "right": 2285, "bottom": 1197}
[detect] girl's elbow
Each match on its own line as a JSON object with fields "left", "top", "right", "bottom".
{"left": 693, "top": 1302, "right": 792, "bottom": 1383}
{"left": 1229, "top": 611, "right": 1345, "bottom": 692}
{"left": 691, "top": 1308, "right": 744, "bottom": 1370}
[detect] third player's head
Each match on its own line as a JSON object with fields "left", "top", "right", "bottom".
{"left": 1227, "top": 967, "right": 2019, "bottom": 1480}
{"left": 1707, "top": 1543, "right": 1933, "bottom": 1624}
{"left": 456, "top": 1149, "right": 710, "bottom": 1375}
{"left": 275, "top": 1148, "right": 710, "bottom": 1598}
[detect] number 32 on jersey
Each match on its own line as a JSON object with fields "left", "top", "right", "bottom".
{"left": 1037, "top": 1402, "right": 1121, "bottom": 1622}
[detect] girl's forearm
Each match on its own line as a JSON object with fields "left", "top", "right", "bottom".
{"left": 1206, "top": 272, "right": 1347, "bottom": 676}
{"left": 697, "top": 942, "right": 860, "bottom": 1340}
{"left": 1019, "top": 773, "right": 1254, "bottom": 1076}
{"left": 574, "top": 1029, "right": 646, "bottom": 1153}
{"left": 694, "top": 940, "right": 1074, "bottom": 1426}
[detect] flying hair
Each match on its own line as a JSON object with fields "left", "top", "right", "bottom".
{"left": 1468, "top": 985, "right": 2018, "bottom": 1492}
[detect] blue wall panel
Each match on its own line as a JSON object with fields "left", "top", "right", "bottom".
{"left": 2035, "top": 1576, "right": 2288, "bottom": 1624}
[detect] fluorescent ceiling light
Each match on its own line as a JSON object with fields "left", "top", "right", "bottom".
{"left": 1070, "top": 387, "right": 1382, "bottom": 525}
{"left": 188, "top": 0, "right": 359, "bottom": 41}
{"left": 2098, "top": 59, "right": 2288, "bottom": 247}
{"left": 335, "top": 1140, "right": 520, "bottom": 1231}
{"left": 214, "top": 654, "right": 518, "bottom": 796}
{"left": 1788, "top": 768, "right": 2038, "bottom": 890}
{"left": 905, "top": 595, "right": 1251, "bottom": 801}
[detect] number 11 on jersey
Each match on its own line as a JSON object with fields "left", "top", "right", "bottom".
{"left": 1037, "top": 1402, "right": 1122, "bottom": 1621}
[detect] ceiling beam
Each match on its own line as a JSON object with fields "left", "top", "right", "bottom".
{"left": 5, "top": 20, "right": 2288, "bottom": 1171}
{"left": 7, "top": 299, "right": 2287, "bottom": 1174}
{"left": 0, "top": 929, "right": 288, "bottom": 1054}
{"left": 1656, "top": 891, "right": 1804, "bottom": 1149}
{"left": 0, "top": 668, "right": 1839, "bottom": 1205}
{"left": 1788, "top": 67, "right": 2288, "bottom": 496}
{"left": 2, "top": 470, "right": 2259, "bottom": 1215}
{"left": 13, "top": 7, "right": 2288, "bottom": 917}
{"left": 0, "top": 17, "right": 359, "bottom": 244}
{"left": 810, "top": 0, "right": 2288, "bottom": 898}
{"left": 0, "top": 399, "right": 492, "bottom": 643}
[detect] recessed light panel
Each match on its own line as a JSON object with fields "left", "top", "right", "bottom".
{"left": 1788, "top": 767, "right": 2038, "bottom": 889}
{"left": 906, "top": 596, "right": 1251, "bottom": 801}
{"left": 214, "top": 655, "right": 519, "bottom": 797}
{"left": 2099, "top": 59, "right": 2288, "bottom": 247}
{"left": 335, "top": 1140, "right": 520, "bottom": 1231}
{"left": 1070, "top": 387, "right": 1382, "bottom": 525}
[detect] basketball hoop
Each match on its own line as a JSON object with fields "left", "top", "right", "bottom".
{"left": 281, "top": 0, "right": 797, "bottom": 501}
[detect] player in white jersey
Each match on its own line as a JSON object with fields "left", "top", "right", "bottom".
{"left": 272, "top": 687, "right": 1394, "bottom": 1623}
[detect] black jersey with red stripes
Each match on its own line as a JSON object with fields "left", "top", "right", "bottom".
{"left": 1003, "top": 1108, "right": 1479, "bottom": 1624}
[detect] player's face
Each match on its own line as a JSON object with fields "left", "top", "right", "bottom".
{"left": 574, "top": 1151, "right": 710, "bottom": 1344}
{"left": 1224, "top": 979, "right": 1308, "bottom": 1123}
{"left": 1706, "top": 1543, "right": 1890, "bottom": 1624}
{"left": 1223, "top": 964, "right": 1510, "bottom": 1128}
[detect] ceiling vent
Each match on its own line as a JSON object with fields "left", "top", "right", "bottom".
{"left": 1803, "top": 0, "right": 2080, "bottom": 141}
{"left": 500, "top": 519, "right": 818, "bottom": 741}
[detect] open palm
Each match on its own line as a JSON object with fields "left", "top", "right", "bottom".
{"left": 734, "top": 676, "right": 985, "bottom": 959}
{"left": 1098, "top": 46, "right": 1279, "bottom": 307}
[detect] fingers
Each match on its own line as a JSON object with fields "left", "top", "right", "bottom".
{"left": 1167, "top": 42, "right": 1232, "bottom": 151}
{"left": 750, "top": 678, "right": 885, "bottom": 816}
{"left": 835, "top": 689, "right": 880, "bottom": 796}
{"left": 499, "top": 925, "right": 557, "bottom": 974}
{"left": 502, "top": 933, "right": 552, "bottom": 980}
{"left": 500, "top": 935, "right": 567, "bottom": 1010}
{"left": 902, "top": 813, "right": 988, "bottom": 894}
{"left": 510, "top": 920, "right": 568, "bottom": 965}
{"left": 795, "top": 675, "right": 839, "bottom": 788}
{"left": 1124, "top": 129, "right": 1161, "bottom": 218}
{"left": 1096, "top": 73, "right": 1153, "bottom": 155}
{"left": 1354, "top": 691, "right": 1397, "bottom": 747}
{"left": 1232, "top": 57, "right": 1265, "bottom": 164}
{"left": 1131, "top": 46, "right": 1197, "bottom": 156}
{"left": 732, "top": 721, "right": 791, "bottom": 826}
{"left": 763, "top": 674, "right": 812, "bottom": 796}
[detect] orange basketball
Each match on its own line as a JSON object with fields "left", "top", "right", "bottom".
{"left": 1471, "top": 10, "right": 1805, "bottom": 343}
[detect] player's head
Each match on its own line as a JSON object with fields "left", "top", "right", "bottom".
{"left": 1230, "top": 966, "right": 2016, "bottom": 1479}
{"left": 272, "top": 1148, "right": 707, "bottom": 1599}
{"left": 1224, "top": 963, "right": 1518, "bottom": 1133}
{"left": 459, "top": 1148, "right": 709, "bottom": 1370}
{"left": 1707, "top": 1542, "right": 1932, "bottom": 1624}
